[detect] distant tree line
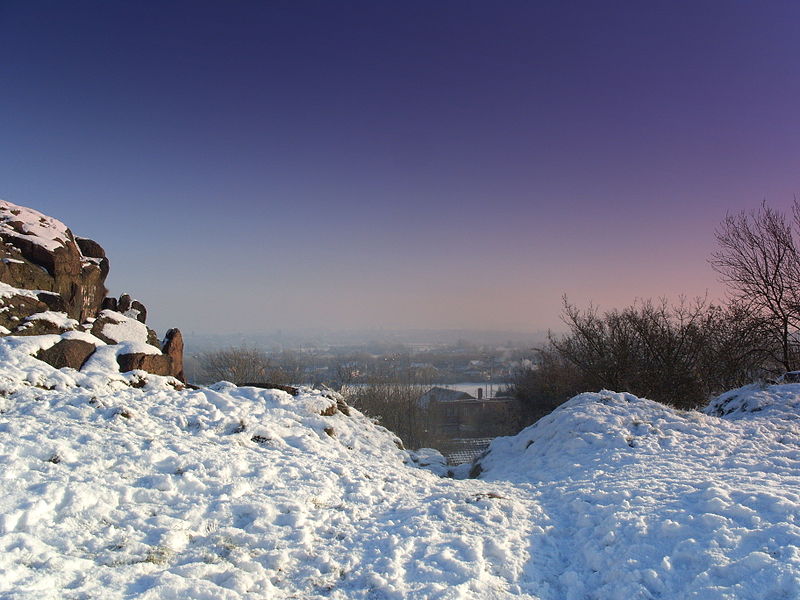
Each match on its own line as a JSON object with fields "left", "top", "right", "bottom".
{"left": 513, "top": 200, "right": 800, "bottom": 418}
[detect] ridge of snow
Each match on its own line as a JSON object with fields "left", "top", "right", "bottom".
{"left": 0, "top": 281, "right": 42, "bottom": 300}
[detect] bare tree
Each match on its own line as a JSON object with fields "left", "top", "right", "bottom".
{"left": 194, "top": 346, "right": 275, "bottom": 385}
{"left": 345, "top": 378, "right": 430, "bottom": 449}
{"left": 710, "top": 201, "right": 800, "bottom": 371}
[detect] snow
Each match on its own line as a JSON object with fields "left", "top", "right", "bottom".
{"left": 96, "top": 310, "right": 160, "bottom": 354}
{"left": 1, "top": 338, "right": 799, "bottom": 598}
{"left": 23, "top": 311, "right": 79, "bottom": 330}
{"left": 0, "top": 200, "right": 73, "bottom": 253}
{"left": 0, "top": 281, "right": 41, "bottom": 300}
{"left": 475, "top": 390, "right": 800, "bottom": 598}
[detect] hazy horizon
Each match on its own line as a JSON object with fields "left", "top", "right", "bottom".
{"left": 3, "top": 2, "right": 799, "bottom": 336}
{"left": 181, "top": 326, "right": 551, "bottom": 353}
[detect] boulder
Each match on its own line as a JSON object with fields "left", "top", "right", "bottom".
{"left": 240, "top": 382, "right": 300, "bottom": 395}
{"left": 162, "top": 328, "right": 185, "bottom": 381}
{"left": 36, "top": 339, "right": 95, "bottom": 370}
{"left": 75, "top": 237, "right": 109, "bottom": 278}
{"left": 75, "top": 237, "right": 105, "bottom": 259}
{"left": 114, "top": 293, "right": 147, "bottom": 323}
{"left": 0, "top": 201, "right": 107, "bottom": 321}
{"left": 117, "top": 353, "right": 173, "bottom": 376}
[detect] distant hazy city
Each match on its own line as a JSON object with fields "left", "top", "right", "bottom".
{"left": 183, "top": 329, "right": 548, "bottom": 388}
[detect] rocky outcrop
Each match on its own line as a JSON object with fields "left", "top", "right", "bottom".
{"left": 0, "top": 201, "right": 108, "bottom": 321}
{"left": 0, "top": 199, "right": 186, "bottom": 382}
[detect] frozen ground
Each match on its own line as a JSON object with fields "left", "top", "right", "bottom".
{"left": 0, "top": 338, "right": 799, "bottom": 599}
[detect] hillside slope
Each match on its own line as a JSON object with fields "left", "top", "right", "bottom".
{"left": 1, "top": 338, "right": 799, "bottom": 599}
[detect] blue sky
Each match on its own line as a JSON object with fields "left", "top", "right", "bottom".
{"left": 2, "top": 1, "right": 800, "bottom": 334}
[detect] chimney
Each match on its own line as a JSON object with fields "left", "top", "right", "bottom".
{"left": 477, "top": 387, "right": 483, "bottom": 400}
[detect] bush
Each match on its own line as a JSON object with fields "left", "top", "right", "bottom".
{"left": 512, "top": 297, "right": 771, "bottom": 414}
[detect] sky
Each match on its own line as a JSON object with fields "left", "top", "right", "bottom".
{"left": 2, "top": 1, "right": 800, "bottom": 337}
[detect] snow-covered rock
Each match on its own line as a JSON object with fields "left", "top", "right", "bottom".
{"left": 0, "top": 199, "right": 185, "bottom": 381}
{"left": 0, "top": 200, "right": 107, "bottom": 322}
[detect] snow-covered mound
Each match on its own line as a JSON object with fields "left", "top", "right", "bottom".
{"left": 475, "top": 389, "right": 800, "bottom": 598}
{"left": 0, "top": 339, "right": 531, "bottom": 599}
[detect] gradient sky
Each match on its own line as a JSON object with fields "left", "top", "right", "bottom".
{"left": 2, "top": 1, "right": 800, "bottom": 336}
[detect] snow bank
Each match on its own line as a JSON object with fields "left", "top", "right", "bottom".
{"left": 475, "top": 389, "right": 800, "bottom": 599}
{"left": 2, "top": 331, "right": 800, "bottom": 599}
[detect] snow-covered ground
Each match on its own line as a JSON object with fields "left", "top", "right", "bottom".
{"left": 1, "top": 338, "right": 799, "bottom": 599}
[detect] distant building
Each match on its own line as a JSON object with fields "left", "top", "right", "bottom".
{"left": 418, "top": 386, "right": 521, "bottom": 463}
{"left": 418, "top": 386, "right": 474, "bottom": 409}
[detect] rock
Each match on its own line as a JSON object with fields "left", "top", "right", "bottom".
{"left": 101, "top": 297, "right": 118, "bottom": 311}
{"left": 35, "top": 291, "right": 66, "bottom": 312}
{"left": 117, "top": 353, "right": 173, "bottom": 376}
{"left": 117, "top": 294, "right": 132, "bottom": 313}
{"left": 0, "top": 201, "right": 107, "bottom": 321}
{"left": 0, "top": 293, "right": 50, "bottom": 333}
{"left": 13, "top": 312, "right": 77, "bottom": 336}
{"left": 75, "top": 237, "right": 105, "bottom": 259}
{"left": 162, "top": 328, "right": 185, "bottom": 381}
{"left": 75, "top": 237, "right": 109, "bottom": 278}
{"left": 36, "top": 339, "right": 95, "bottom": 370}
{"left": 113, "top": 293, "right": 147, "bottom": 323}
{"left": 240, "top": 382, "right": 300, "bottom": 395}
{"left": 130, "top": 300, "right": 147, "bottom": 323}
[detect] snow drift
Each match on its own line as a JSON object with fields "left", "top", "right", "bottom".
{"left": 1, "top": 336, "right": 800, "bottom": 598}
